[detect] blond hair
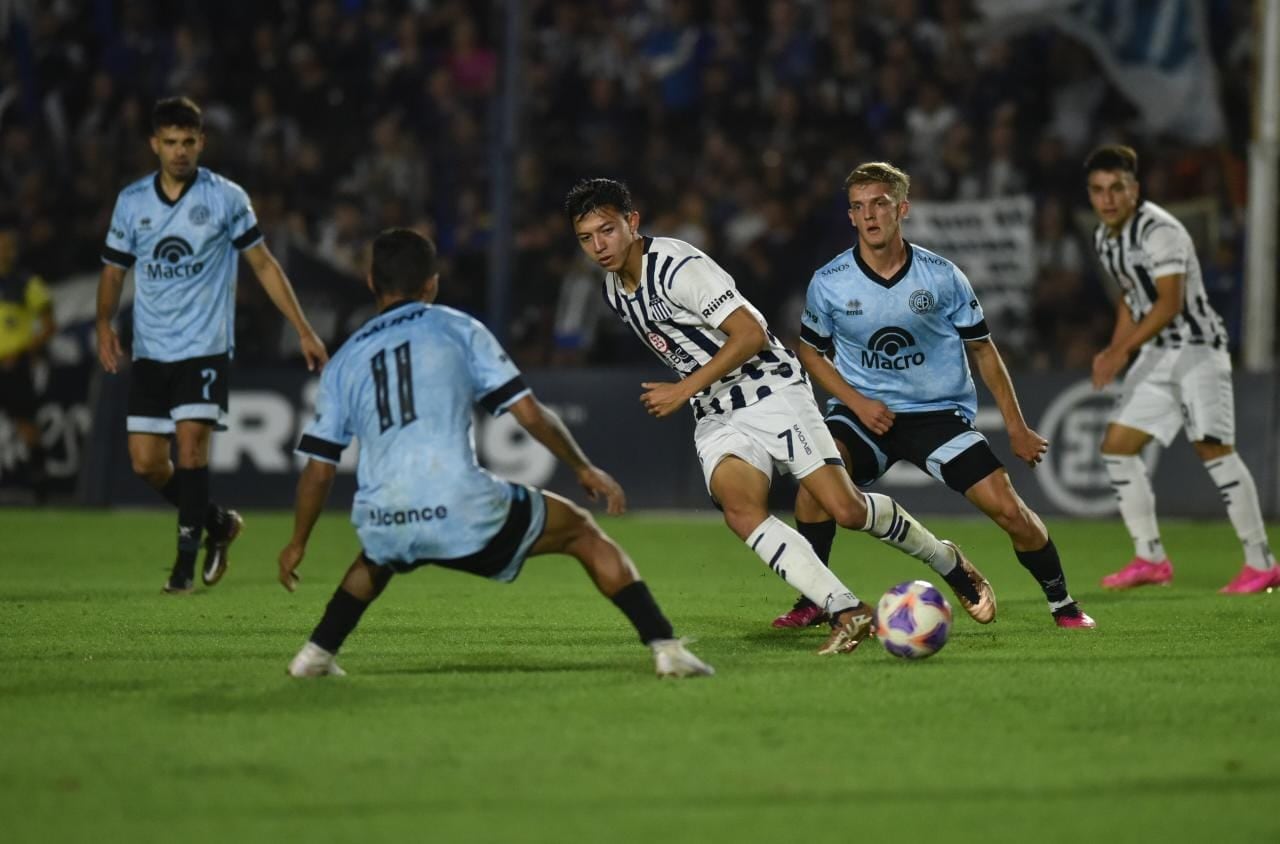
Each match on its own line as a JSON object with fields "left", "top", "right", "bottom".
{"left": 844, "top": 162, "right": 911, "bottom": 203}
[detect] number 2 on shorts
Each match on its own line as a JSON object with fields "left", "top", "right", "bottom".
{"left": 200, "top": 368, "right": 217, "bottom": 401}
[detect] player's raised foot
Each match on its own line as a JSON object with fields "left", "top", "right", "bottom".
{"left": 772, "top": 596, "right": 827, "bottom": 629}
{"left": 940, "top": 540, "right": 996, "bottom": 624}
{"left": 1218, "top": 564, "right": 1280, "bottom": 594}
{"left": 202, "top": 509, "right": 243, "bottom": 587}
{"left": 1100, "top": 557, "right": 1172, "bottom": 590}
{"left": 287, "top": 642, "right": 347, "bottom": 678}
{"left": 651, "top": 639, "right": 715, "bottom": 678}
{"left": 1052, "top": 602, "right": 1097, "bottom": 629}
{"left": 817, "top": 604, "right": 875, "bottom": 655}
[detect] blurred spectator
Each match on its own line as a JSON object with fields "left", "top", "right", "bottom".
{"left": 0, "top": 0, "right": 1257, "bottom": 369}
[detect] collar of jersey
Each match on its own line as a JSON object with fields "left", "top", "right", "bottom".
{"left": 153, "top": 171, "right": 199, "bottom": 207}
{"left": 612, "top": 236, "right": 653, "bottom": 298}
{"left": 378, "top": 299, "right": 421, "bottom": 315}
{"left": 852, "top": 241, "right": 914, "bottom": 289}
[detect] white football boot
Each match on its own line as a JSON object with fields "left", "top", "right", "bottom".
{"left": 287, "top": 641, "right": 347, "bottom": 678}
{"left": 650, "top": 639, "right": 715, "bottom": 678}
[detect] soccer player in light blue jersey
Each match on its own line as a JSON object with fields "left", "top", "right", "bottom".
{"left": 95, "top": 97, "right": 328, "bottom": 595}
{"left": 278, "top": 229, "right": 712, "bottom": 679}
{"left": 788, "top": 161, "right": 1093, "bottom": 629}
{"left": 567, "top": 178, "right": 994, "bottom": 657}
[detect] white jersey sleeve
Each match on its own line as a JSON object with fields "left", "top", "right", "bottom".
{"left": 665, "top": 254, "right": 746, "bottom": 329}
{"left": 1145, "top": 224, "right": 1190, "bottom": 278}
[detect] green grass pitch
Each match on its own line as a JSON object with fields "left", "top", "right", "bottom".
{"left": 2, "top": 508, "right": 1278, "bottom": 843}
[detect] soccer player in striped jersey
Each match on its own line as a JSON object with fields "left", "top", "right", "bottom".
{"left": 279, "top": 229, "right": 712, "bottom": 679}
{"left": 566, "top": 178, "right": 992, "bottom": 655}
{"left": 793, "top": 162, "right": 1092, "bottom": 629}
{"left": 96, "top": 97, "right": 328, "bottom": 595}
{"left": 1085, "top": 145, "right": 1277, "bottom": 593}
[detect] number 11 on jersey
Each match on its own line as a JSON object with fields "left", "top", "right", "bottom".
{"left": 370, "top": 341, "right": 417, "bottom": 433}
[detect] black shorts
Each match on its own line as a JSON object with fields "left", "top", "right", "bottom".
{"left": 372, "top": 484, "right": 549, "bottom": 582}
{"left": 825, "top": 405, "right": 1002, "bottom": 494}
{"left": 0, "top": 355, "right": 39, "bottom": 420}
{"left": 127, "top": 353, "right": 230, "bottom": 434}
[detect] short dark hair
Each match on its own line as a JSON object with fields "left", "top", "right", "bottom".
{"left": 564, "top": 178, "right": 634, "bottom": 222}
{"left": 152, "top": 97, "right": 203, "bottom": 134}
{"left": 371, "top": 228, "right": 438, "bottom": 297}
{"left": 1084, "top": 144, "right": 1138, "bottom": 176}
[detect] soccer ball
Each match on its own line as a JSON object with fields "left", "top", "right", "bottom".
{"left": 875, "top": 580, "right": 952, "bottom": 659}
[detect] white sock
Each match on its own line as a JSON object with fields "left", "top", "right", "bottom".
{"left": 861, "top": 493, "right": 955, "bottom": 576}
{"left": 1102, "top": 454, "right": 1167, "bottom": 562}
{"left": 1205, "top": 453, "right": 1275, "bottom": 571}
{"left": 747, "top": 516, "right": 861, "bottom": 614}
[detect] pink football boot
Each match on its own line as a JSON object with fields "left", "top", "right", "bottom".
{"left": 1218, "top": 564, "right": 1280, "bottom": 594}
{"left": 1101, "top": 557, "right": 1173, "bottom": 590}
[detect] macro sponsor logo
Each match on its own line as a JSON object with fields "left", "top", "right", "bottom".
{"left": 861, "top": 326, "right": 925, "bottom": 370}
{"left": 700, "top": 290, "right": 735, "bottom": 318}
{"left": 144, "top": 237, "right": 204, "bottom": 279}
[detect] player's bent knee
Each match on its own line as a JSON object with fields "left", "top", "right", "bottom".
{"left": 825, "top": 494, "right": 867, "bottom": 530}
{"left": 721, "top": 505, "right": 767, "bottom": 540}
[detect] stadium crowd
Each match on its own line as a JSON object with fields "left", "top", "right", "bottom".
{"left": 0, "top": 0, "right": 1255, "bottom": 368}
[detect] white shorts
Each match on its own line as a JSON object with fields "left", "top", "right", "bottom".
{"left": 693, "top": 382, "right": 844, "bottom": 493}
{"left": 1111, "top": 344, "right": 1235, "bottom": 446}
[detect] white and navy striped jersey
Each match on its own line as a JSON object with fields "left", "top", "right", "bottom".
{"left": 602, "top": 236, "right": 805, "bottom": 418}
{"left": 1092, "top": 200, "right": 1228, "bottom": 351}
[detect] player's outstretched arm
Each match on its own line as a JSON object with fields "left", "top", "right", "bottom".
{"left": 640, "top": 308, "right": 769, "bottom": 418}
{"left": 279, "top": 459, "right": 338, "bottom": 591}
{"left": 95, "top": 264, "right": 127, "bottom": 373}
{"left": 242, "top": 242, "right": 329, "bottom": 372}
{"left": 964, "top": 337, "right": 1047, "bottom": 467}
{"left": 795, "top": 341, "right": 895, "bottom": 435}
{"left": 507, "top": 395, "right": 626, "bottom": 514}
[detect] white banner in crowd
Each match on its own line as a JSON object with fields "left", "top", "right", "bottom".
{"left": 902, "top": 195, "right": 1036, "bottom": 346}
{"left": 979, "top": 0, "right": 1225, "bottom": 144}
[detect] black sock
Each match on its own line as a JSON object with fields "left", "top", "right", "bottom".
{"left": 610, "top": 581, "right": 675, "bottom": 644}
{"left": 1016, "top": 538, "right": 1069, "bottom": 604}
{"left": 159, "top": 473, "right": 225, "bottom": 534}
{"left": 174, "top": 467, "right": 209, "bottom": 577}
{"left": 792, "top": 519, "right": 837, "bottom": 609}
{"left": 310, "top": 588, "right": 372, "bottom": 654}
{"left": 942, "top": 564, "right": 981, "bottom": 604}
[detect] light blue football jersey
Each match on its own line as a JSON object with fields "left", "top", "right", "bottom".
{"left": 296, "top": 301, "right": 532, "bottom": 563}
{"left": 800, "top": 243, "right": 990, "bottom": 420}
{"left": 102, "top": 167, "right": 263, "bottom": 362}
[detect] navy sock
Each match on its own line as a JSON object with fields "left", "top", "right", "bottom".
{"left": 942, "top": 564, "right": 981, "bottom": 603}
{"left": 310, "top": 588, "right": 372, "bottom": 654}
{"left": 174, "top": 467, "right": 208, "bottom": 577}
{"left": 1016, "top": 538, "right": 1069, "bottom": 604}
{"left": 160, "top": 473, "right": 225, "bottom": 534}
{"left": 610, "top": 581, "right": 675, "bottom": 644}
